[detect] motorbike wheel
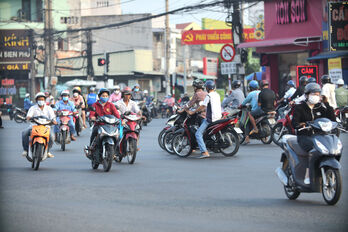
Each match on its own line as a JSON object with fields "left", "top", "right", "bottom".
{"left": 158, "top": 128, "right": 167, "bottom": 150}
{"left": 103, "top": 144, "right": 114, "bottom": 172}
{"left": 260, "top": 123, "right": 273, "bottom": 144}
{"left": 76, "top": 119, "right": 81, "bottom": 136}
{"left": 126, "top": 138, "right": 137, "bottom": 164}
{"left": 220, "top": 130, "right": 240, "bottom": 157}
{"left": 32, "top": 143, "right": 43, "bottom": 171}
{"left": 61, "top": 131, "right": 66, "bottom": 151}
{"left": 91, "top": 159, "right": 99, "bottom": 169}
{"left": 114, "top": 154, "right": 123, "bottom": 163}
{"left": 163, "top": 131, "right": 175, "bottom": 154}
{"left": 14, "top": 112, "right": 24, "bottom": 123}
{"left": 283, "top": 160, "right": 300, "bottom": 200}
{"left": 172, "top": 134, "right": 192, "bottom": 157}
{"left": 272, "top": 123, "right": 288, "bottom": 146}
{"left": 322, "top": 168, "right": 341, "bottom": 205}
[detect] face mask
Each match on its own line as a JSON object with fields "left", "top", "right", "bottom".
{"left": 63, "top": 96, "right": 69, "bottom": 101}
{"left": 134, "top": 88, "right": 139, "bottom": 92}
{"left": 37, "top": 100, "right": 45, "bottom": 106}
{"left": 100, "top": 97, "right": 109, "bottom": 103}
{"left": 73, "top": 93, "right": 78, "bottom": 97}
{"left": 115, "top": 90, "right": 120, "bottom": 94}
{"left": 308, "top": 94, "right": 320, "bottom": 105}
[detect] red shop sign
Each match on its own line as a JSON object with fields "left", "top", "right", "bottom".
{"left": 1, "top": 78, "right": 15, "bottom": 86}
{"left": 296, "top": 65, "right": 318, "bottom": 85}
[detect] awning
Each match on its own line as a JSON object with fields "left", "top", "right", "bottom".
{"left": 245, "top": 72, "right": 264, "bottom": 81}
{"left": 238, "top": 36, "right": 321, "bottom": 49}
{"left": 307, "top": 51, "right": 348, "bottom": 61}
{"left": 191, "top": 72, "right": 217, "bottom": 80}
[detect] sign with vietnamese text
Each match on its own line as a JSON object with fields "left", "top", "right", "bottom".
{"left": 328, "top": 58, "right": 343, "bottom": 83}
{"left": 296, "top": 65, "right": 318, "bottom": 85}
{"left": 182, "top": 29, "right": 233, "bottom": 45}
{"left": 275, "top": 0, "right": 307, "bottom": 25}
{"left": 221, "top": 62, "right": 237, "bottom": 75}
{"left": 329, "top": 2, "right": 348, "bottom": 51}
{"left": 203, "top": 57, "right": 218, "bottom": 76}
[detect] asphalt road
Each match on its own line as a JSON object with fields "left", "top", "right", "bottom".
{"left": 0, "top": 118, "right": 347, "bottom": 232}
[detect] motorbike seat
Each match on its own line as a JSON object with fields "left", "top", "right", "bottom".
{"left": 287, "top": 137, "right": 308, "bottom": 157}
{"left": 208, "top": 118, "right": 230, "bottom": 127}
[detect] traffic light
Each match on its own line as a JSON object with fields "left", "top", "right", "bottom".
{"left": 98, "top": 58, "right": 106, "bottom": 66}
{"left": 105, "top": 53, "right": 110, "bottom": 72}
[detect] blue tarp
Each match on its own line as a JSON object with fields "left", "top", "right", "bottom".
{"left": 307, "top": 51, "right": 348, "bottom": 61}
{"left": 245, "top": 72, "right": 263, "bottom": 81}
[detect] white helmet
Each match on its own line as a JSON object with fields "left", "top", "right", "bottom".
{"left": 25, "top": 93, "right": 30, "bottom": 98}
{"left": 336, "top": 79, "right": 344, "bottom": 85}
{"left": 115, "top": 85, "right": 120, "bottom": 90}
{"left": 143, "top": 90, "right": 148, "bottom": 94}
{"left": 35, "top": 92, "right": 46, "bottom": 101}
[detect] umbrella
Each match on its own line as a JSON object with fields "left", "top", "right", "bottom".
{"left": 245, "top": 72, "right": 263, "bottom": 81}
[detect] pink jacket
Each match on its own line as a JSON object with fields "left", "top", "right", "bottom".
{"left": 109, "top": 92, "right": 122, "bottom": 103}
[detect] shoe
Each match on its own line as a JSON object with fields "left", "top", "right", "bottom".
{"left": 197, "top": 152, "right": 210, "bottom": 159}
{"left": 249, "top": 129, "right": 259, "bottom": 135}
{"left": 47, "top": 152, "right": 54, "bottom": 158}
{"left": 22, "top": 151, "right": 28, "bottom": 157}
{"left": 304, "top": 177, "right": 310, "bottom": 185}
{"left": 71, "top": 135, "right": 77, "bottom": 141}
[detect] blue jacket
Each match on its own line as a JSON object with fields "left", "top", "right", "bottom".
{"left": 24, "top": 98, "right": 33, "bottom": 110}
{"left": 87, "top": 93, "right": 97, "bottom": 106}
{"left": 55, "top": 100, "right": 76, "bottom": 112}
{"left": 242, "top": 90, "right": 261, "bottom": 111}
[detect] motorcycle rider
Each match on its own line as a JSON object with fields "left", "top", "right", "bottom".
{"left": 89, "top": 88, "right": 121, "bottom": 146}
{"left": 24, "top": 93, "right": 33, "bottom": 111}
{"left": 44, "top": 91, "right": 55, "bottom": 106}
{"left": 132, "top": 84, "right": 144, "bottom": 101}
{"left": 109, "top": 85, "right": 122, "bottom": 103}
{"left": 278, "top": 80, "right": 296, "bottom": 103}
{"left": 258, "top": 80, "right": 276, "bottom": 115}
{"left": 54, "top": 90, "right": 77, "bottom": 141}
{"left": 115, "top": 87, "right": 141, "bottom": 116}
{"left": 291, "top": 76, "right": 308, "bottom": 101}
{"left": 182, "top": 79, "right": 207, "bottom": 120}
{"left": 22, "top": 92, "right": 57, "bottom": 158}
{"left": 292, "top": 83, "right": 335, "bottom": 184}
{"left": 87, "top": 87, "right": 98, "bottom": 108}
{"left": 308, "top": 77, "right": 317, "bottom": 83}
{"left": 72, "top": 87, "right": 87, "bottom": 128}
{"left": 221, "top": 80, "right": 245, "bottom": 109}
{"left": 241, "top": 80, "right": 261, "bottom": 143}
{"left": 335, "top": 79, "right": 348, "bottom": 108}
{"left": 189, "top": 80, "right": 221, "bottom": 159}
{"left": 321, "top": 75, "right": 337, "bottom": 109}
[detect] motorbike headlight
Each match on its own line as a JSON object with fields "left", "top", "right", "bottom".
{"left": 136, "top": 124, "right": 140, "bottom": 130}
{"left": 318, "top": 121, "right": 333, "bottom": 132}
{"left": 314, "top": 139, "right": 329, "bottom": 154}
{"left": 333, "top": 140, "right": 343, "bottom": 155}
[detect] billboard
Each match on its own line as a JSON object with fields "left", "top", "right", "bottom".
{"left": 182, "top": 29, "right": 232, "bottom": 45}
{"left": 329, "top": 2, "right": 348, "bottom": 51}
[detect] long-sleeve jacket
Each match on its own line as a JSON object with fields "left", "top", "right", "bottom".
{"left": 184, "top": 90, "right": 207, "bottom": 118}
{"left": 292, "top": 101, "right": 335, "bottom": 136}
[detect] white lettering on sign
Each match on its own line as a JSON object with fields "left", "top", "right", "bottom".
{"left": 4, "top": 51, "right": 18, "bottom": 58}
{"left": 276, "top": 0, "right": 307, "bottom": 24}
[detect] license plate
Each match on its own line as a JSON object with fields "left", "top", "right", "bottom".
{"left": 234, "top": 127, "right": 243, "bottom": 134}
{"left": 268, "top": 118, "right": 276, "bottom": 124}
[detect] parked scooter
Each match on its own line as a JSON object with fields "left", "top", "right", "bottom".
{"left": 56, "top": 110, "right": 73, "bottom": 151}
{"left": 84, "top": 115, "right": 121, "bottom": 172}
{"left": 272, "top": 103, "right": 295, "bottom": 146}
{"left": 275, "top": 118, "right": 343, "bottom": 205}
{"left": 14, "top": 107, "right": 27, "bottom": 123}
{"left": 114, "top": 112, "right": 141, "bottom": 164}
{"left": 26, "top": 116, "right": 52, "bottom": 170}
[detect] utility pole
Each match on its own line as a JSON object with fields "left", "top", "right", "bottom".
{"left": 29, "top": 29, "right": 36, "bottom": 100}
{"left": 44, "top": 0, "right": 55, "bottom": 95}
{"left": 165, "top": 0, "right": 171, "bottom": 96}
{"left": 86, "top": 30, "right": 94, "bottom": 81}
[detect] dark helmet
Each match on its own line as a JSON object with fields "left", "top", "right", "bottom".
{"left": 192, "top": 79, "right": 204, "bottom": 89}
{"left": 98, "top": 88, "right": 110, "bottom": 97}
{"left": 299, "top": 76, "right": 308, "bottom": 85}
{"left": 205, "top": 80, "right": 216, "bottom": 90}
{"left": 307, "top": 77, "right": 316, "bottom": 83}
{"left": 305, "top": 83, "right": 321, "bottom": 94}
{"left": 232, "top": 80, "right": 241, "bottom": 88}
{"left": 122, "top": 86, "right": 132, "bottom": 95}
{"left": 260, "top": 80, "right": 269, "bottom": 88}
{"left": 321, "top": 75, "right": 331, "bottom": 84}
{"left": 249, "top": 80, "right": 259, "bottom": 90}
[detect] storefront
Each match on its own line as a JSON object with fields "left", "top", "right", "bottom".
{"left": 239, "top": 0, "right": 325, "bottom": 96}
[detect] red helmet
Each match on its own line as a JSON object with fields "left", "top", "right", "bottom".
{"left": 123, "top": 87, "right": 132, "bottom": 95}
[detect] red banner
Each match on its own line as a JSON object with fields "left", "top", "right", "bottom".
{"left": 182, "top": 29, "right": 233, "bottom": 45}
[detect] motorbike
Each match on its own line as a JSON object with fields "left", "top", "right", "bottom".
{"left": 171, "top": 112, "right": 242, "bottom": 158}
{"left": 141, "top": 101, "right": 152, "bottom": 126}
{"left": 272, "top": 104, "right": 295, "bottom": 146}
{"left": 238, "top": 105, "right": 275, "bottom": 144}
{"left": 115, "top": 112, "right": 142, "bottom": 164}
{"left": 84, "top": 115, "right": 121, "bottom": 172}
{"left": 74, "top": 106, "right": 83, "bottom": 136}
{"left": 14, "top": 107, "right": 27, "bottom": 123}
{"left": 26, "top": 116, "right": 52, "bottom": 170}
{"left": 56, "top": 110, "right": 74, "bottom": 151}
{"left": 275, "top": 118, "right": 343, "bottom": 205}
{"left": 335, "top": 106, "right": 348, "bottom": 131}
{"left": 158, "top": 112, "right": 184, "bottom": 151}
